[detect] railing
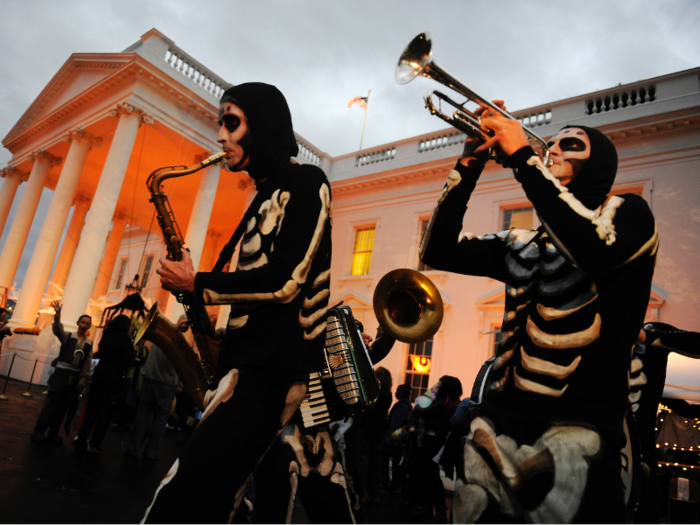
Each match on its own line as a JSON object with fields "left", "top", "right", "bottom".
{"left": 355, "top": 147, "right": 396, "bottom": 167}
{"left": 517, "top": 110, "right": 553, "bottom": 128}
{"left": 296, "top": 139, "right": 322, "bottom": 166}
{"left": 164, "top": 47, "right": 231, "bottom": 99}
{"left": 418, "top": 131, "right": 465, "bottom": 153}
{"left": 586, "top": 85, "right": 656, "bottom": 115}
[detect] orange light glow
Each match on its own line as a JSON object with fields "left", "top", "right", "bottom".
{"left": 410, "top": 355, "right": 431, "bottom": 373}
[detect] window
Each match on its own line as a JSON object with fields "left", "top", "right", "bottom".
{"left": 351, "top": 227, "right": 375, "bottom": 276}
{"left": 417, "top": 219, "right": 433, "bottom": 272}
{"left": 115, "top": 259, "right": 128, "bottom": 290}
{"left": 405, "top": 338, "right": 433, "bottom": 402}
{"left": 502, "top": 207, "right": 533, "bottom": 231}
{"left": 141, "top": 255, "right": 155, "bottom": 289}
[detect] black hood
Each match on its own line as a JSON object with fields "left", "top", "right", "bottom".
{"left": 220, "top": 82, "right": 298, "bottom": 184}
{"left": 561, "top": 125, "right": 618, "bottom": 209}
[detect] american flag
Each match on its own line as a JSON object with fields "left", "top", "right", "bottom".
{"left": 347, "top": 96, "right": 368, "bottom": 110}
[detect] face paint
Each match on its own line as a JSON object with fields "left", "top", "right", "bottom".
{"left": 217, "top": 102, "right": 251, "bottom": 171}
{"left": 546, "top": 128, "right": 590, "bottom": 185}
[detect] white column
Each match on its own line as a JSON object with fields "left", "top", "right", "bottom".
{"left": 164, "top": 158, "right": 221, "bottom": 322}
{"left": 0, "top": 167, "right": 26, "bottom": 235}
{"left": 50, "top": 194, "right": 91, "bottom": 292}
{"left": 10, "top": 132, "right": 98, "bottom": 329}
{"left": 198, "top": 228, "right": 222, "bottom": 272}
{"left": 91, "top": 212, "right": 128, "bottom": 302}
{"left": 0, "top": 151, "right": 61, "bottom": 292}
{"left": 61, "top": 103, "right": 152, "bottom": 331}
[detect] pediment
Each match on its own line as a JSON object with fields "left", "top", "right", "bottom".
{"left": 3, "top": 53, "right": 133, "bottom": 145}
{"left": 475, "top": 288, "right": 505, "bottom": 310}
{"left": 333, "top": 292, "right": 373, "bottom": 312}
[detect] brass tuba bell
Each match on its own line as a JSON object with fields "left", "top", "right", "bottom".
{"left": 373, "top": 269, "right": 444, "bottom": 344}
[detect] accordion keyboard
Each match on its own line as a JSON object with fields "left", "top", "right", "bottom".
{"left": 325, "top": 314, "right": 362, "bottom": 405}
{"left": 299, "top": 372, "right": 331, "bottom": 428}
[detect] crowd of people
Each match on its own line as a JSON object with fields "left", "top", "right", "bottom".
{"left": 29, "top": 302, "right": 194, "bottom": 461}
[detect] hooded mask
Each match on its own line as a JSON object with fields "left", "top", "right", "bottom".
{"left": 560, "top": 125, "right": 618, "bottom": 209}
{"left": 220, "top": 82, "right": 299, "bottom": 184}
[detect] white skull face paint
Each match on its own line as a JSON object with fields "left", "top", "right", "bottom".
{"left": 547, "top": 127, "right": 590, "bottom": 185}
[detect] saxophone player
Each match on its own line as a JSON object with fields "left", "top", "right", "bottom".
{"left": 146, "top": 83, "right": 332, "bottom": 523}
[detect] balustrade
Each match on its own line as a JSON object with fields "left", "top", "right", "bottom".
{"left": 355, "top": 147, "right": 396, "bottom": 168}
{"left": 417, "top": 131, "right": 465, "bottom": 153}
{"left": 164, "top": 48, "right": 230, "bottom": 98}
{"left": 517, "top": 110, "right": 552, "bottom": 128}
{"left": 586, "top": 85, "right": 656, "bottom": 115}
{"left": 296, "top": 141, "right": 322, "bottom": 166}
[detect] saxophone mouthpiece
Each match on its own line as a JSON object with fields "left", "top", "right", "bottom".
{"left": 203, "top": 151, "right": 227, "bottom": 167}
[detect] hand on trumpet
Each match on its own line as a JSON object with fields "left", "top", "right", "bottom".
{"left": 475, "top": 100, "right": 530, "bottom": 158}
{"left": 458, "top": 136, "right": 490, "bottom": 168}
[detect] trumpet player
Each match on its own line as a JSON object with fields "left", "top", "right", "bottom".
{"left": 145, "top": 83, "right": 333, "bottom": 524}
{"left": 420, "top": 103, "right": 658, "bottom": 523}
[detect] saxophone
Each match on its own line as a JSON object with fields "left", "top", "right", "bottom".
{"left": 134, "top": 151, "right": 227, "bottom": 410}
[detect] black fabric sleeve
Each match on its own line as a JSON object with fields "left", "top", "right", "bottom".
{"left": 645, "top": 323, "right": 700, "bottom": 359}
{"left": 194, "top": 167, "right": 330, "bottom": 305}
{"left": 369, "top": 326, "right": 395, "bottom": 365}
{"left": 510, "top": 147, "right": 658, "bottom": 275}
{"left": 420, "top": 160, "right": 509, "bottom": 282}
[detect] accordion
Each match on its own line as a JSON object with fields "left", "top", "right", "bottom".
{"left": 299, "top": 305, "right": 380, "bottom": 430}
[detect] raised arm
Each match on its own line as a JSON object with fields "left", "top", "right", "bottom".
{"left": 420, "top": 137, "right": 509, "bottom": 281}
{"left": 50, "top": 300, "right": 68, "bottom": 344}
{"left": 478, "top": 111, "right": 658, "bottom": 275}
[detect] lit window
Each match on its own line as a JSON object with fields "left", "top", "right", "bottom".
{"left": 141, "top": 255, "right": 155, "bottom": 289}
{"left": 405, "top": 338, "right": 433, "bottom": 402}
{"left": 417, "top": 219, "right": 433, "bottom": 272}
{"left": 502, "top": 207, "right": 533, "bottom": 231}
{"left": 351, "top": 227, "right": 375, "bottom": 276}
{"left": 115, "top": 259, "right": 128, "bottom": 290}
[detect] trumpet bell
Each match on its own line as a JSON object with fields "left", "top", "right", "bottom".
{"left": 395, "top": 31, "right": 434, "bottom": 85}
{"left": 373, "top": 269, "right": 444, "bottom": 344}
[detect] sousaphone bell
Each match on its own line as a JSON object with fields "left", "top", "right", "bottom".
{"left": 373, "top": 269, "right": 444, "bottom": 344}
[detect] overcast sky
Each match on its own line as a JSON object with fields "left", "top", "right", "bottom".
{"left": 1, "top": 0, "right": 699, "bottom": 289}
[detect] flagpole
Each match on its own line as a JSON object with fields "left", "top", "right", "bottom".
{"left": 359, "top": 89, "right": 371, "bottom": 151}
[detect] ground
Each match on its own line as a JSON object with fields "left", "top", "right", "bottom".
{"left": 0, "top": 377, "right": 438, "bottom": 523}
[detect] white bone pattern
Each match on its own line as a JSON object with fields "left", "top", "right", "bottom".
{"left": 490, "top": 229, "right": 600, "bottom": 398}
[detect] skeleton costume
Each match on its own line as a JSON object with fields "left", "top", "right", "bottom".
{"left": 421, "top": 126, "right": 658, "bottom": 523}
{"left": 144, "top": 83, "right": 332, "bottom": 524}
{"left": 629, "top": 323, "right": 700, "bottom": 523}
{"left": 246, "top": 328, "right": 396, "bottom": 524}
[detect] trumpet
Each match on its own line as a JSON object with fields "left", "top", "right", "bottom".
{"left": 396, "top": 32, "right": 551, "bottom": 166}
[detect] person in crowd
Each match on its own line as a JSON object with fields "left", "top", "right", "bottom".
{"left": 0, "top": 307, "right": 11, "bottom": 343}
{"left": 383, "top": 383, "right": 414, "bottom": 498}
{"left": 31, "top": 301, "right": 92, "bottom": 445}
{"left": 143, "top": 82, "right": 332, "bottom": 523}
{"left": 73, "top": 314, "right": 134, "bottom": 451}
{"left": 420, "top": 101, "right": 658, "bottom": 522}
{"left": 112, "top": 340, "right": 148, "bottom": 429}
{"left": 410, "top": 376, "right": 463, "bottom": 523}
{"left": 124, "top": 318, "right": 182, "bottom": 461}
{"left": 358, "top": 366, "right": 393, "bottom": 503}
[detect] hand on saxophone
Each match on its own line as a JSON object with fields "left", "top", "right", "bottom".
{"left": 157, "top": 250, "right": 196, "bottom": 293}
{"left": 475, "top": 100, "right": 529, "bottom": 157}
